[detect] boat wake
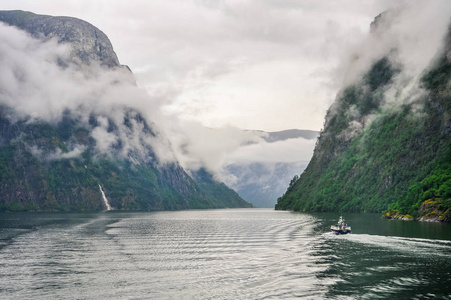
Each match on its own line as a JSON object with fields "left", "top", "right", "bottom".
{"left": 333, "top": 233, "right": 451, "bottom": 257}
{"left": 319, "top": 231, "right": 451, "bottom": 299}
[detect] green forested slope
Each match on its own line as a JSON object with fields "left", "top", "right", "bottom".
{"left": 0, "top": 109, "right": 250, "bottom": 211}
{"left": 276, "top": 28, "right": 451, "bottom": 221}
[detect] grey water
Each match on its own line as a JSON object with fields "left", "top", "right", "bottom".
{"left": 0, "top": 209, "right": 450, "bottom": 299}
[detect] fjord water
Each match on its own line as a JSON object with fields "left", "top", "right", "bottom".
{"left": 1, "top": 209, "right": 450, "bottom": 299}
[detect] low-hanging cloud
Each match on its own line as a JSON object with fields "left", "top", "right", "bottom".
{"left": 339, "top": 1, "right": 451, "bottom": 89}
{"left": 164, "top": 121, "right": 263, "bottom": 173}
{"left": 37, "top": 0, "right": 387, "bottom": 132}
{"left": 0, "top": 18, "right": 317, "bottom": 195}
{"left": 2, "top": 2, "right": 447, "bottom": 205}
{"left": 223, "top": 137, "right": 316, "bottom": 165}
{"left": 165, "top": 1, "right": 451, "bottom": 189}
{"left": 327, "top": 0, "right": 451, "bottom": 141}
{"left": 0, "top": 22, "right": 176, "bottom": 165}
{"left": 164, "top": 118, "right": 316, "bottom": 183}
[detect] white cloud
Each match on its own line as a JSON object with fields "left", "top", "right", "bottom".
{"left": 91, "top": 117, "right": 118, "bottom": 155}
{"left": 224, "top": 138, "right": 316, "bottom": 165}
{"left": 0, "top": 0, "right": 392, "bottom": 131}
{"left": 165, "top": 120, "right": 263, "bottom": 173}
{"left": 1, "top": 1, "right": 448, "bottom": 194}
{"left": 327, "top": 0, "right": 451, "bottom": 140}
{"left": 0, "top": 22, "right": 175, "bottom": 165}
{"left": 340, "top": 0, "right": 451, "bottom": 89}
{"left": 164, "top": 118, "right": 316, "bottom": 184}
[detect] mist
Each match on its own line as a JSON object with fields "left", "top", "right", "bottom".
{"left": 1, "top": 1, "right": 449, "bottom": 206}
{"left": 318, "top": 0, "right": 451, "bottom": 144}
{"left": 0, "top": 15, "right": 317, "bottom": 207}
{"left": 0, "top": 22, "right": 175, "bottom": 165}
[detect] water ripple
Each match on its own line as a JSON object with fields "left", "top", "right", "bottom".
{"left": 1, "top": 210, "right": 451, "bottom": 299}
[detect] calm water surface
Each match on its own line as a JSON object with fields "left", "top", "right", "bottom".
{"left": 0, "top": 209, "right": 450, "bottom": 299}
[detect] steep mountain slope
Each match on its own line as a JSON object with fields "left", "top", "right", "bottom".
{"left": 276, "top": 11, "right": 451, "bottom": 221}
{"left": 191, "top": 168, "right": 251, "bottom": 208}
{"left": 0, "top": 10, "right": 250, "bottom": 211}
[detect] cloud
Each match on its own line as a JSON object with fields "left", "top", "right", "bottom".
{"left": 164, "top": 120, "right": 263, "bottom": 172}
{"left": 0, "top": 22, "right": 175, "bottom": 165}
{"left": 163, "top": 118, "right": 316, "bottom": 186}
{"left": 340, "top": 0, "right": 451, "bottom": 88}
{"left": 224, "top": 137, "right": 316, "bottom": 165}
{"left": 2, "top": 1, "right": 446, "bottom": 197}
{"left": 28, "top": 144, "right": 87, "bottom": 161}
{"left": 221, "top": 160, "right": 308, "bottom": 192}
{"left": 91, "top": 116, "right": 118, "bottom": 155}
{"left": 325, "top": 0, "right": 451, "bottom": 142}
{"left": 0, "top": 0, "right": 393, "bottom": 131}
{"left": 206, "top": 129, "right": 316, "bottom": 205}
{"left": 0, "top": 13, "right": 318, "bottom": 187}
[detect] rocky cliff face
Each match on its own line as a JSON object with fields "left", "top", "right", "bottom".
{"left": 0, "top": 10, "right": 250, "bottom": 211}
{"left": 276, "top": 10, "right": 451, "bottom": 221}
{"left": 0, "top": 10, "right": 120, "bottom": 68}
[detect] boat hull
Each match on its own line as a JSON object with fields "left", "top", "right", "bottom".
{"left": 330, "top": 225, "right": 351, "bottom": 234}
{"left": 331, "top": 228, "right": 351, "bottom": 234}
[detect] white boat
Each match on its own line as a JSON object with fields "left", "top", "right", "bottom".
{"left": 330, "top": 216, "right": 351, "bottom": 234}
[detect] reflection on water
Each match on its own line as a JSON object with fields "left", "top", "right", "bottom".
{"left": 0, "top": 209, "right": 450, "bottom": 299}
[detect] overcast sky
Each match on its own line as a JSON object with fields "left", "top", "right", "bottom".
{"left": 0, "top": 0, "right": 395, "bottom": 132}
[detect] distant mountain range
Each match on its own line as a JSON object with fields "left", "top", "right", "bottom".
{"left": 256, "top": 129, "right": 318, "bottom": 143}
{"left": 225, "top": 129, "right": 318, "bottom": 208}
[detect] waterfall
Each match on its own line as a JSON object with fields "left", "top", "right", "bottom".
{"left": 98, "top": 184, "right": 112, "bottom": 211}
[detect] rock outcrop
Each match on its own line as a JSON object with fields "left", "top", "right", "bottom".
{"left": 0, "top": 10, "right": 120, "bottom": 68}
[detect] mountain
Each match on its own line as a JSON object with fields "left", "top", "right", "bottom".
{"left": 276, "top": 10, "right": 451, "bottom": 222}
{"left": 164, "top": 123, "right": 318, "bottom": 208}
{"left": 0, "top": 10, "right": 121, "bottom": 68}
{"left": 224, "top": 129, "right": 318, "bottom": 208}
{"left": 225, "top": 161, "right": 309, "bottom": 208}
{"left": 257, "top": 129, "right": 318, "bottom": 143}
{"left": 191, "top": 168, "right": 251, "bottom": 208}
{"left": 0, "top": 10, "right": 251, "bottom": 211}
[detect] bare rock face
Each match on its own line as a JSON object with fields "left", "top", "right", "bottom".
{"left": 0, "top": 10, "right": 120, "bottom": 68}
